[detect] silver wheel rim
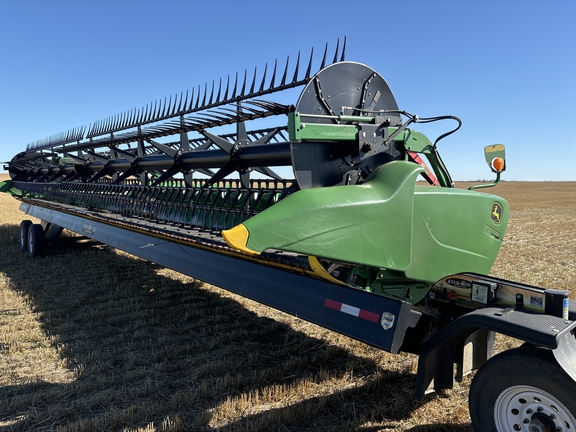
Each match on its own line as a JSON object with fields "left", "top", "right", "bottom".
{"left": 494, "top": 385, "right": 576, "bottom": 432}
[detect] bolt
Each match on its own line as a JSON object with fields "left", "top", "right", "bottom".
{"left": 550, "top": 414, "right": 556, "bottom": 420}
{"left": 527, "top": 409, "right": 533, "bottom": 414}
{"left": 537, "top": 407, "right": 544, "bottom": 412}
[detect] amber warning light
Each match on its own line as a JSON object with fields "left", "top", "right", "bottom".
{"left": 491, "top": 157, "right": 505, "bottom": 173}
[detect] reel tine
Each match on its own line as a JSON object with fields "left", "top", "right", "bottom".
{"left": 165, "top": 96, "right": 171, "bottom": 117}
{"left": 269, "top": 59, "right": 277, "bottom": 89}
{"left": 332, "top": 38, "right": 340, "bottom": 64}
{"left": 100, "top": 118, "right": 106, "bottom": 136}
{"left": 304, "top": 47, "right": 314, "bottom": 79}
{"left": 172, "top": 93, "right": 180, "bottom": 115}
{"left": 249, "top": 67, "right": 257, "bottom": 94}
{"left": 177, "top": 91, "right": 183, "bottom": 114}
{"left": 223, "top": 75, "right": 230, "bottom": 101}
{"left": 208, "top": 80, "right": 215, "bottom": 105}
{"left": 157, "top": 98, "right": 164, "bottom": 120}
{"left": 150, "top": 101, "right": 157, "bottom": 122}
{"left": 187, "top": 88, "right": 194, "bottom": 111}
{"left": 340, "top": 36, "right": 347, "bottom": 61}
{"left": 201, "top": 82, "right": 207, "bottom": 107}
{"left": 216, "top": 78, "right": 222, "bottom": 103}
{"left": 232, "top": 72, "right": 238, "bottom": 99}
{"left": 155, "top": 99, "right": 162, "bottom": 120}
{"left": 280, "top": 56, "right": 289, "bottom": 86}
{"left": 162, "top": 96, "right": 169, "bottom": 118}
{"left": 183, "top": 89, "right": 189, "bottom": 112}
{"left": 146, "top": 101, "right": 152, "bottom": 122}
{"left": 154, "top": 100, "right": 161, "bottom": 121}
{"left": 259, "top": 63, "right": 268, "bottom": 92}
{"left": 320, "top": 42, "right": 328, "bottom": 69}
{"left": 120, "top": 111, "right": 127, "bottom": 130}
{"left": 194, "top": 85, "right": 201, "bottom": 109}
{"left": 240, "top": 69, "right": 247, "bottom": 97}
{"left": 292, "top": 51, "right": 301, "bottom": 83}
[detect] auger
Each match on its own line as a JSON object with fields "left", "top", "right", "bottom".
{"left": 2, "top": 39, "right": 575, "bottom": 432}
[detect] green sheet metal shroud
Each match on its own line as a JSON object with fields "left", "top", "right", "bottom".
{"left": 223, "top": 160, "right": 509, "bottom": 284}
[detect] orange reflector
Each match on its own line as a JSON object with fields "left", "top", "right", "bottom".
{"left": 492, "top": 157, "right": 505, "bottom": 173}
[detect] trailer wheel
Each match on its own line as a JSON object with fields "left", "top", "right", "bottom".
{"left": 469, "top": 345, "right": 576, "bottom": 432}
{"left": 19, "top": 220, "right": 33, "bottom": 252}
{"left": 27, "top": 223, "right": 45, "bottom": 258}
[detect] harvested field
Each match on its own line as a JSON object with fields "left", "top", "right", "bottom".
{"left": 1, "top": 173, "right": 575, "bottom": 431}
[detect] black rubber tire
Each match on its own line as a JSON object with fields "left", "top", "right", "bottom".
{"left": 19, "top": 220, "right": 33, "bottom": 252}
{"left": 27, "top": 223, "right": 45, "bottom": 258}
{"left": 469, "top": 345, "right": 576, "bottom": 432}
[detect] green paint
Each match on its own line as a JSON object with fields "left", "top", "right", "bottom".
{"left": 0, "top": 180, "right": 24, "bottom": 197}
{"left": 288, "top": 112, "right": 358, "bottom": 141}
{"left": 244, "top": 160, "right": 421, "bottom": 271}
{"left": 240, "top": 160, "right": 509, "bottom": 290}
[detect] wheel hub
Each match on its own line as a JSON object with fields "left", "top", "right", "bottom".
{"left": 494, "top": 385, "right": 575, "bottom": 432}
{"left": 529, "top": 412, "right": 556, "bottom": 432}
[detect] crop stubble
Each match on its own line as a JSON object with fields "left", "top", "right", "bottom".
{"left": 0, "top": 174, "right": 574, "bottom": 431}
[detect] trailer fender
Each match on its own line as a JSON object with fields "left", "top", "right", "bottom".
{"left": 414, "top": 306, "right": 576, "bottom": 400}
{"left": 552, "top": 322, "right": 576, "bottom": 383}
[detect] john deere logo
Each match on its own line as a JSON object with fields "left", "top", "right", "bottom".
{"left": 491, "top": 202, "right": 503, "bottom": 225}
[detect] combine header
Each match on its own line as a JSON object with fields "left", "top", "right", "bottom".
{"left": 2, "top": 39, "right": 575, "bottom": 431}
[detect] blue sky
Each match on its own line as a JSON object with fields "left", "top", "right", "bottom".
{"left": 1, "top": 0, "right": 574, "bottom": 181}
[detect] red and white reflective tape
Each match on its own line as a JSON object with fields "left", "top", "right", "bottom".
{"left": 324, "top": 298, "right": 380, "bottom": 323}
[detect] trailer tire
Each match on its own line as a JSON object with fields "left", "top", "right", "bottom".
{"left": 27, "top": 223, "right": 44, "bottom": 258}
{"left": 19, "top": 220, "right": 33, "bottom": 252}
{"left": 469, "top": 345, "right": 576, "bottom": 432}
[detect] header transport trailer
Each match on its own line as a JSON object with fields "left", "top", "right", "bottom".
{"left": 2, "top": 39, "right": 575, "bottom": 431}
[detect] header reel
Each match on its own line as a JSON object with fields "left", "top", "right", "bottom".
{"left": 6, "top": 39, "right": 413, "bottom": 192}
